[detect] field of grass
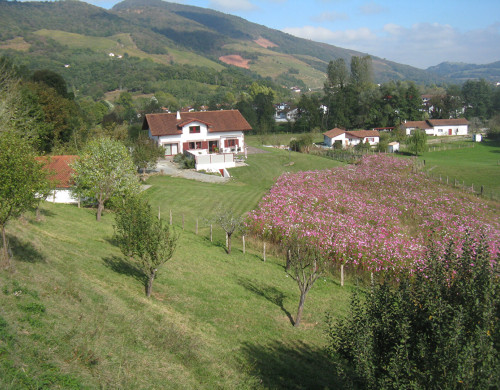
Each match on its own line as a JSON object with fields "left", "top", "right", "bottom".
{"left": 419, "top": 139, "right": 500, "bottom": 199}
{"left": 0, "top": 147, "right": 351, "bottom": 389}
{"left": 32, "top": 29, "right": 223, "bottom": 71}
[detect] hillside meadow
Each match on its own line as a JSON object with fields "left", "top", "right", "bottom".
{"left": 1, "top": 148, "right": 349, "bottom": 389}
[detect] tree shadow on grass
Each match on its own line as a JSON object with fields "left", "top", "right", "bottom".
{"left": 102, "top": 255, "right": 144, "bottom": 282}
{"left": 241, "top": 339, "right": 341, "bottom": 389}
{"left": 8, "top": 235, "right": 46, "bottom": 263}
{"left": 238, "top": 277, "right": 294, "bottom": 325}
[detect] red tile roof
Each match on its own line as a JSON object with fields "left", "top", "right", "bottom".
{"left": 345, "top": 130, "right": 380, "bottom": 138}
{"left": 402, "top": 121, "right": 432, "bottom": 129}
{"left": 323, "top": 128, "right": 345, "bottom": 138}
{"left": 144, "top": 110, "right": 252, "bottom": 137}
{"left": 36, "top": 155, "right": 78, "bottom": 188}
{"left": 427, "top": 118, "right": 469, "bottom": 126}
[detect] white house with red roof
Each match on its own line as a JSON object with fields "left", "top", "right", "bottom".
{"left": 402, "top": 118, "right": 468, "bottom": 136}
{"left": 36, "top": 155, "right": 79, "bottom": 203}
{"left": 323, "top": 128, "right": 380, "bottom": 148}
{"left": 143, "top": 110, "right": 252, "bottom": 156}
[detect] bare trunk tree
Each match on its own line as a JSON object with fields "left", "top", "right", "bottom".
{"left": 96, "top": 200, "right": 104, "bottom": 221}
{"left": 286, "top": 239, "right": 325, "bottom": 327}
{"left": 1, "top": 224, "right": 9, "bottom": 268}
{"left": 146, "top": 268, "right": 157, "bottom": 297}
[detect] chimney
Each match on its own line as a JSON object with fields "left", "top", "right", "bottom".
{"left": 176, "top": 111, "right": 181, "bottom": 120}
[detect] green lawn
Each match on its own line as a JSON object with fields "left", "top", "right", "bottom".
{"left": 419, "top": 139, "right": 500, "bottom": 200}
{"left": 0, "top": 147, "right": 350, "bottom": 389}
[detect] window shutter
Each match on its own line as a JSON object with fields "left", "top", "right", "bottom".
{"left": 224, "top": 139, "right": 228, "bottom": 147}
{"left": 182, "top": 142, "right": 189, "bottom": 151}
{"left": 235, "top": 139, "right": 240, "bottom": 146}
{"left": 202, "top": 141, "right": 209, "bottom": 149}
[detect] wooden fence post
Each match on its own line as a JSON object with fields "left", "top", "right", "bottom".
{"left": 169, "top": 209, "right": 172, "bottom": 225}
{"left": 263, "top": 242, "right": 266, "bottom": 262}
{"left": 340, "top": 264, "right": 344, "bottom": 287}
{"left": 210, "top": 224, "right": 213, "bottom": 242}
{"left": 242, "top": 235, "right": 245, "bottom": 254}
{"left": 481, "top": 185, "right": 484, "bottom": 196}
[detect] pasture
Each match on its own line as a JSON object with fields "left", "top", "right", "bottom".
{"left": 419, "top": 139, "right": 500, "bottom": 200}
{"left": 0, "top": 147, "right": 348, "bottom": 389}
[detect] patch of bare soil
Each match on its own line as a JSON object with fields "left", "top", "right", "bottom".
{"left": 254, "top": 37, "right": 278, "bottom": 48}
{"left": 219, "top": 55, "right": 250, "bottom": 69}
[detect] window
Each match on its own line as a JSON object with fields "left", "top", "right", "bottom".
{"left": 227, "top": 139, "right": 236, "bottom": 147}
{"left": 189, "top": 126, "right": 201, "bottom": 134}
{"left": 189, "top": 141, "right": 202, "bottom": 149}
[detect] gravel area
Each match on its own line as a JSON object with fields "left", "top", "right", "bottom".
{"left": 154, "top": 160, "right": 231, "bottom": 183}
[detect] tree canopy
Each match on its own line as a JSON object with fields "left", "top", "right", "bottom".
{"left": 71, "top": 138, "right": 139, "bottom": 221}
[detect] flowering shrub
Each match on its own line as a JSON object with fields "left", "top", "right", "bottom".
{"left": 247, "top": 155, "right": 499, "bottom": 273}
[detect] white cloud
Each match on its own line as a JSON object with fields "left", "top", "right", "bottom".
{"left": 312, "top": 11, "right": 349, "bottom": 23}
{"left": 209, "top": 0, "right": 257, "bottom": 11}
{"left": 283, "top": 26, "right": 377, "bottom": 44}
{"left": 283, "top": 23, "right": 500, "bottom": 68}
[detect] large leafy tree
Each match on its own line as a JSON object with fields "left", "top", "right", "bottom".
{"left": 407, "top": 129, "right": 427, "bottom": 156}
{"left": 71, "top": 138, "right": 139, "bottom": 221}
{"left": 0, "top": 132, "right": 49, "bottom": 268}
{"left": 130, "top": 132, "right": 165, "bottom": 174}
{"left": 114, "top": 196, "right": 178, "bottom": 297}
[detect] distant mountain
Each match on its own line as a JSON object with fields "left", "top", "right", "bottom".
{"left": 427, "top": 61, "right": 500, "bottom": 82}
{"left": 2, "top": 0, "right": 484, "bottom": 98}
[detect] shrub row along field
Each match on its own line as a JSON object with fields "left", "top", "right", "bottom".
{"left": 248, "top": 155, "right": 500, "bottom": 274}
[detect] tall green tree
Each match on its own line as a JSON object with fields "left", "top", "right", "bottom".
{"left": 407, "top": 129, "right": 427, "bottom": 156}
{"left": 114, "top": 196, "right": 178, "bottom": 297}
{"left": 71, "top": 138, "right": 139, "bottom": 221}
{"left": 131, "top": 132, "right": 165, "bottom": 174}
{"left": 0, "top": 132, "right": 49, "bottom": 268}
{"left": 462, "top": 79, "right": 492, "bottom": 120}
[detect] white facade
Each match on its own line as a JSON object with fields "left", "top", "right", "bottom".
{"left": 191, "top": 152, "right": 235, "bottom": 172}
{"left": 323, "top": 132, "right": 346, "bottom": 147}
{"left": 149, "top": 121, "right": 245, "bottom": 156}
{"left": 431, "top": 124, "right": 468, "bottom": 136}
{"left": 45, "top": 189, "right": 79, "bottom": 204}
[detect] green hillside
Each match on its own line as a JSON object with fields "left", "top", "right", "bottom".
{"left": 0, "top": 147, "right": 352, "bottom": 388}
{"left": 0, "top": 0, "right": 446, "bottom": 98}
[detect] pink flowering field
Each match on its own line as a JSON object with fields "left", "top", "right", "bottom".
{"left": 247, "top": 155, "right": 500, "bottom": 274}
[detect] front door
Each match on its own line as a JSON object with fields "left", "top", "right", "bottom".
{"left": 209, "top": 140, "right": 219, "bottom": 152}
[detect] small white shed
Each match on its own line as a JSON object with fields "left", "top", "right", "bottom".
{"left": 472, "top": 134, "right": 482, "bottom": 142}
{"left": 387, "top": 142, "right": 400, "bottom": 153}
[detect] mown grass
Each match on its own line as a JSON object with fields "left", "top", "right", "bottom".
{"left": 0, "top": 147, "right": 351, "bottom": 389}
{"left": 419, "top": 139, "right": 500, "bottom": 199}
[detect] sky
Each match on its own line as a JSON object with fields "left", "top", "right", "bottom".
{"left": 64, "top": 0, "right": 500, "bottom": 69}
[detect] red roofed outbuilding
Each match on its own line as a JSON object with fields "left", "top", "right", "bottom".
{"left": 36, "top": 155, "right": 79, "bottom": 203}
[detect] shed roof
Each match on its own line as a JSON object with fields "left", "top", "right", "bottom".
{"left": 323, "top": 128, "right": 346, "bottom": 138}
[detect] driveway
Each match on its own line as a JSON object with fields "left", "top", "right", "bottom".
{"left": 154, "top": 160, "right": 231, "bottom": 183}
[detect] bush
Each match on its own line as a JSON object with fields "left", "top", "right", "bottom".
{"left": 327, "top": 234, "right": 500, "bottom": 389}
{"left": 289, "top": 134, "right": 313, "bottom": 152}
{"left": 173, "top": 153, "right": 195, "bottom": 169}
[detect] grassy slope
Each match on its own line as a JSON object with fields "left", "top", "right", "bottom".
{"left": 0, "top": 147, "right": 349, "bottom": 389}
{"left": 419, "top": 139, "right": 500, "bottom": 198}
{"left": 33, "top": 29, "right": 224, "bottom": 71}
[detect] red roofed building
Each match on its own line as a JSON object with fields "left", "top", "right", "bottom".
{"left": 143, "top": 110, "right": 252, "bottom": 157}
{"left": 36, "top": 155, "right": 79, "bottom": 203}
{"left": 323, "top": 128, "right": 380, "bottom": 148}
{"left": 401, "top": 118, "right": 468, "bottom": 136}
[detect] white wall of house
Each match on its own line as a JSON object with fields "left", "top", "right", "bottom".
{"left": 432, "top": 124, "right": 468, "bottom": 136}
{"left": 45, "top": 189, "right": 79, "bottom": 204}
{"left": 150, "top": 127, "right": 245, "bottom": 156}
{"left": 324, "top": 133, "right": 346, "bottom": 147}
{"left": 363, "top": 136, "right": 379, "bottom": 146}
{"left": 194, "top": 153, "right": 235, "bottom": 172}
{"left": 405, "top": 127, "right": 433, "bottom": 136}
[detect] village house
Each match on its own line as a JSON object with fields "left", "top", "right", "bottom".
{"left": 401, "top": 118, "right": 469, "bottom": 136}
{"left": 323, "top": 128, "right": 380, "bottom": 148}
{"left": 144, "top": 110, "right": 252, "bottom": 172}
{"left": 36, "top": 155, "right": 79, "bottom": 204}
